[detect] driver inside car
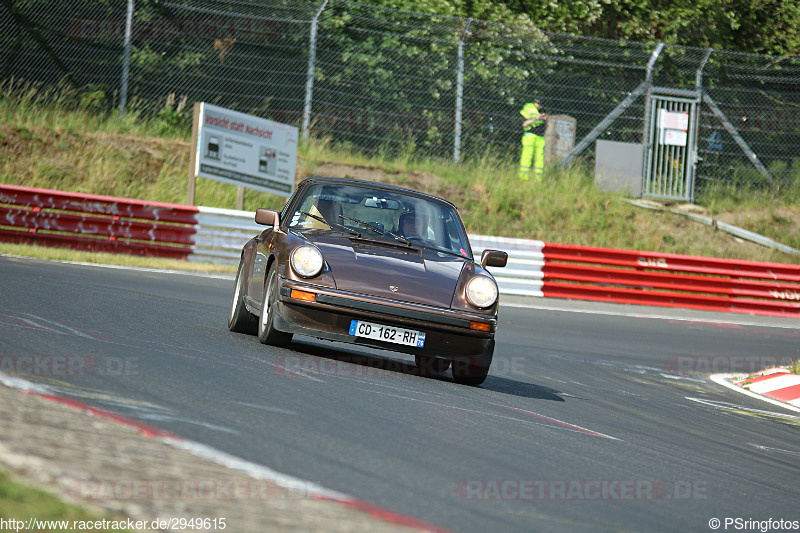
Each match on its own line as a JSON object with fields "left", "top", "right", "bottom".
{"left": 399, "top": 212, "right": 422, "bottom": 239}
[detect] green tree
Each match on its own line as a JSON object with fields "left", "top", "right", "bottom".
{"left": 368, "top": 0, "right": 800, "bottom": 55}
{"left": 583, "top": 0, "right": 799, "bottom": 55}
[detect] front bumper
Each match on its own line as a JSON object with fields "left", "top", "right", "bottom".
{"left": 274, "top": 278, "right": 496, "bottom": 359}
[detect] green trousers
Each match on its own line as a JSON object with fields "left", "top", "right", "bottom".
{"left": 519, "top": 132, "right": 545, "bottom": 181}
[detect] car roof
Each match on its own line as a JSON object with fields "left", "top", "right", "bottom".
{"left": 298, "top": 176, "right": 458, "bottom": 209}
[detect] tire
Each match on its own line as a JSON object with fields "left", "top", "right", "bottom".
{"left": 228, "top": 257, "right": 257, "bottom": 334}
{"left": 451, "top": 340, "right": 494, "bottom": 386}
{"left": 415, "top": 355, "right": 451, "bottom": 376}
{"left": 258, "top": 267, "right": 293, "bottom": 347}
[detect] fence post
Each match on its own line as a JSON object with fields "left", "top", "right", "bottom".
{"left": 695, "top": 49, "right": 712, "bottom": 92}
{"left": 687, "top": 48, "right": 713, "bottom": 201}
{"left": 639, "top": 42, "right": 665, "bottom": 193}
{"left": 118, "top": 0, "right": 134, "bottom": 117}
{"left": 302, "top": 0, "right": 330, "bottom": 139}
{"left": 453, "top": 19, "right": 472, "bottom": 163}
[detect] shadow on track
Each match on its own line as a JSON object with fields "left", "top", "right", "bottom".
{"left": 278, "top": 338, "right": 566, "bottom": 402}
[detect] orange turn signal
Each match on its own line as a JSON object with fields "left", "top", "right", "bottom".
{"left": 290, "top": 289, "right": 317, "bottom": 302}
{"left": 469, "top": 321, "right": 491, "bottom": 332}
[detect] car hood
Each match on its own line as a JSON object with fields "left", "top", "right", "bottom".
{"left": 305, "top": 232, "right": 467, "bottom": 307}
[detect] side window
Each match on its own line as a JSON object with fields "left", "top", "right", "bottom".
{"left": 288, "top": 195, "right": 316, "bottom": 228}
{"left": 281, "top": 187, "right": 304, "bottom": 224}
{"left": 287, "top": 190, "right": 343, "bottom": 230}
{"left": 444, "top": 214, "right": 469, "bottom": 257}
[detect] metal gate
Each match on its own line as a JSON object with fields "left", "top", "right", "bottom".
{"left": 643, "top": 95, "right": 699, "bottom": 202}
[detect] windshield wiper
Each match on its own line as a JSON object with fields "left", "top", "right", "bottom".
{"left": 338, "top": 215, "right": 411, "bottom": 246}
{"left": 299, "top": 211, "right": 361, "bottom": 236}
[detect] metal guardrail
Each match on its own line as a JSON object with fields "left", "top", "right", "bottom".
{"left": 191, "top": 206, "right": 262, "bottom": 265}
{"left": 538, "top": 242, "right": 800, "bottom": 317}
{"left": 469, "top": 235, "right": 546, "bottom": 298}
{"left": 0, "top": 184, "right": 198, "bottom": 260}
{"left": 2, "top": 186, "right": 798, "bottom": 317}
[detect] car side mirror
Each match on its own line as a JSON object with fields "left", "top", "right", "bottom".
{"left": 255, "top": 209, "right": 280, "bottom": 231}
{"left": 480, "top": 249, "right": 508, "bottom": 269}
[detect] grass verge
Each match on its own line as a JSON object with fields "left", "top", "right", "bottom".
{"left": 1, "top": 79, "right": 799, "bottom": 267}
{"left": 0, "top": 468, "right": 131, "bottom": 533}
{"left": 0, "top": 243, "right": 236, "bottom": 274}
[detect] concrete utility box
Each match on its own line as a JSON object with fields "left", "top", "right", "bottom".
{"left": 594, "top": 140, "right": 643, "bottom": 196}
{"left": 544, "top": 115, "right": 576, "bottom": 164}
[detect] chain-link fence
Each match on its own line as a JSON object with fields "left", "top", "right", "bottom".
{"left": 2, "top": 0, "right": 799, "bottom": 201}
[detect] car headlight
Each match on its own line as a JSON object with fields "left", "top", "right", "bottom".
{"left": 465, "top": 275, "right": 498, "bottom": 308}
{"left": 290, "top": 245, "right": 324, "bottom": 278}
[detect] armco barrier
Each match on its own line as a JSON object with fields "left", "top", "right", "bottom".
{"left": 0, "top": 184, "right": 198, "bottom": 259}
{"left": 2, "top": 186, "right": 799, "bottom": 318}
{"left": 471, "top": 235, "right": 800, "bottom": 317}
{"left": 191, "top": 206, "right": 262, "bottom": 265}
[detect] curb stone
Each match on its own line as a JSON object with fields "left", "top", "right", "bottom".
{"left": 0, "top": 377, "right": 444, "bottom": 533}
{"left": 732, "top": 367, "right": 800, "bottom": 408}
{"left": 710, "top": 367, "right": 800, "bottom": 414}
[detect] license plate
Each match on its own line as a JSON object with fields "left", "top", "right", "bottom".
{"left": 349, "top": 320, "right": 426, "bottom": 348}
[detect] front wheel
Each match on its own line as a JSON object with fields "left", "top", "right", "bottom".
{"left": 258, "top": 267, "right": 293, "bottom": 348}
{"left": 451, "top": 340, "right": 494, "bottom": 386}
{"left": 228, "top": 257, "right": 257, "bottom": 334}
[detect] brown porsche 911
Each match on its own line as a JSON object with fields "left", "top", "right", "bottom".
{"left": 228, "top": 177, "right": 507, "bottom": 385}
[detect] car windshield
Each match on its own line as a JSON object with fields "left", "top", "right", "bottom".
{"left": 287, "top": 183, "right": 471, "bottom": 258}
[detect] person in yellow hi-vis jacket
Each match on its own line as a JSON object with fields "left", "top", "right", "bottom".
{"left": 518, "top": 102, "right": 547, "bottom": 181}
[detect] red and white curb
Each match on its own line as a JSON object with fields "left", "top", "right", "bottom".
{"left": 733, "top": 368, "right": 800, "bottom": 407}
{"left": 711, "top": 367, "right": 800, "bottom": 413}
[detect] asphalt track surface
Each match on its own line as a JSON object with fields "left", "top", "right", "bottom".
{"left": 1, "top": 255, "right": 799, "bottom": 533}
